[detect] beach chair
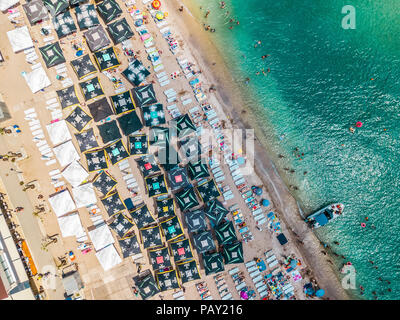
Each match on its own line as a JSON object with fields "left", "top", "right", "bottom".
{"left": 266, "top": 255, "right": 276, "bottom": 263}
{"left": 221, "top": 293, "right": 232, "bottom": 300}
{"left": 228, "top": 267, "right": 240, "bottom": 275}
{"left": 250, "top": 270, "right": 261, "bottom": 279}
{"left": 269, "top": 260, "right": 279, "bottom": 269}
{"left": 235, "top": 282, "right": 246, "bottom": 292}
{"left": 254, "top": 278, "right": 264, "bottom": 287}
{"left": 247, "top": 265, "right": 258, "bottom": 273}
{"left": 215, "top": 175, "right": 225, "bottom": 183}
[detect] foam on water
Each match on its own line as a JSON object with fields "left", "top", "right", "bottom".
{"left": 189, "top": 0, "right": 400, "bottom": 299}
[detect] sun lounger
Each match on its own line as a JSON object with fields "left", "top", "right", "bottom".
{"left": 154, "top": 64, "right": 164, "bottom": 72}
{"left": 247, "top": 265, "right": 258, "bottom": 273}
{"left": 215, "top": 175, "right": 225, "bottom": 183}
{"left": 221, "top": 293, "right": 232, "bottom": 300}
{"left": 235, "top": 282, "right": 246, "bottom": 292}
{"left": 269, "top": 260, "right": 279, "bottom": 269}
{"left": 233, "top": 174, "right": 244, "bottom": 182}
{"left": 123, "top": 174, "right": 134, "bottom": 181}
{"left": 159, "top": 80, "right": 169, "bottom": 87}
{"left": 228, "top": 267, "right": 239, "bottom": 275}
{"left": 245, "top": 261, "right": 256, "bottom": 268}
{"left": 214, "top": 171, "right": 224, "bottom": 178}
{"left": 211, "top": 166, "right": 222, "bottom": 174}
{"left": 235, "top": 178, "right": 246, "bottom": 186}
{"left": 254, "top": 276, "right": 264, "bottom": 285}
{"left": 156, "top": 71, "right": 166, "bottom": 79}
{"left": 158, "top": 75, "right": 169, "bottom": 83}
{"left": 119, "top": 162, "right": 130, "bottom": 170}
{"left": 249, "top": 270, "right": 261, "bottom": 279}
{"left": 266, "top": 255, "right": 276, "bottom": 263}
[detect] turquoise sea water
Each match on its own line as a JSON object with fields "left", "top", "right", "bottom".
{"left": 188, "top": 0, "right": 400, "bottom": 299}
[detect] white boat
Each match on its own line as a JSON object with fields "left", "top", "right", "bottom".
{"left": 305, "top": 203, "right": 344, "bottom": 229}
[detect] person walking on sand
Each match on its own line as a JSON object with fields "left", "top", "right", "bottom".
{"left": 205, "top": 10, "right": 210, "bottom": 18}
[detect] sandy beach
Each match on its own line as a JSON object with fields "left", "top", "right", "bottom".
{"left": 0, "top": 0, "right": 348, "bottom": 300}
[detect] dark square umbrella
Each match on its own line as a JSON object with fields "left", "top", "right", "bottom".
{"left": 184, "top": 209, "right": 207, "bottom": 233}
{"left": 79, "top": 76, "right": 105, "bottom": 101}
{"left": 70, "top": 54, "right": 97, "bottom": 80}
{"left": 205, "top": 199, "right": 229, "bottom": 227}
{"left": 92, "top": 170, "right": 117, "bottom": 196}
{"left": 128, "top": 134, "right": 148, "bottom": 155}
{"left": 122, "top": 59, "right": 150, "bottom": 86}
{"left": 65, "top": 106, "right": 92, "bottom": 132}
{"left": 87, "top": 97, "right": 113, "bottom": 122}
{"left": 39, "top": 42, "right": 66, "bottom": 68}
{"left": 141, "top": 103, "right": 165, "bottom": 127}
{"left": 107, "top": 17, "right": 134, "bottom": 44}
{"left": 53, "top": 10, "right": 77, "bottom": 38}
{"left": 175, "top": 187, "right": 200, "bottom": 212}
{"left": 97, "top": 120, "right": 121, "bottom": 144}
{"left": 110, "top": 90, "right": 135, "bottom": 115}
{"left": 187, "top": 159, "right": 210, "bottom": 180}
{"left": 155, "top": 197, "right": 176, "bottom": 220}
{"left": 101, "top": 190, "right": 126, "bottom": 217}
{"left": 156, "top": 270, "right": 180, "bottom": 292}
{"left": 222, "top": 242, "right": 244, "bottom": 264}
{"left": 169, "top": 238, "right": 193, "bottom": 262}
{"left": 128, "top": 204, "right": 155, "bottom": 230}
{"left": 135, "top": 154, "right": 161, "bottom": 178}
{"left": 215, "top": 221, "right": 237, "bottom": 245}
{"left": 157, "top": 146, "right": 180, "bottom": 172}
{"left": 145, "top": 174, "right": 169, "bottom": 198}
{"left": 160, "top": 215, "right": 184, "bottom": 242}
{"left": 108, "top": 212, "right": 134, "bottom": 238}
{"left": 172, "top": 114, "right": 196, "bottom": 139}
{"left": 203, "top": 252, "right": 224, "bottom": 275}
{"left": 23, "top": 0, "right": 48, "bottom": 26}
{"left": 148, "top": 246, "right": 172, "bottom": 271}
{"left": 192, "top": 230, "right": 216, "bottom": 254}
{"left": 74, "top": 127, "right": 99, "bottom": 152}
{"left": 56, "top": 85, "right": 81, "bottom": 110}
{"left": 149, "top": 126, "right": 169, "bottom": 147}
{"left": 132, "top": 84, "right": 157, "bottom": 108}
{"left": 179, "top": 136, "right": 202, "bottom": 163}
{"left": 75, "top": 4, "right": 99, "bottom": 30}
{"left": 84, "top": 24, "right": 110, "bottom": 52}
{"left": 176, "top": 259, "right": 201, "bottom": 284}
{"left": 196, "top": 178, "right": 221, "bottom": 204}
{"left": 134, "top": 271, "right": 159, "bottom": 300}
{"left": 97, "top": 0, "right": 122, "bottom": 24}
{"left": 140, "top": 225, "right": 163, "bottom": 249}
{"left": 84, "top": 149, "right": 108, "bottom": 172}
{"left": 105, "top": 139, "right": 129, "bottom": 165}
{"left": 93, "top": 46, "right": 120, "bottom": 71}
{"left": 167, "top": 166, "right": 190, "bottom": 191}
{"left": 118, "top": 234, "right": 141, "bottom": 259}
{"left": 43, "top": 0, "right": 69, "bottom": 16}
{"left": 117, "top": 111, "right": 143, "bottom": 136}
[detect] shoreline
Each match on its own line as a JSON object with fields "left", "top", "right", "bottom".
{"left": 171, "top": 0, "right": 350, "bottom": 299}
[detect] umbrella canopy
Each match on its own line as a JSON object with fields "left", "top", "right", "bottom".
{"left": 43, "top": 0, "right": 69, "bottom": 16}
{"left": 203, "top": 252, "right": 224, "bottom": 276}
{"left": 84, "top": 25, "right": 110, "bottom": 52}
{"left": 215, "top": 221, "right": 237, "bottom": 245}
{"left": 205, "top": 199, "right": 229, "bottom": 227}
{"left": 122, "top": 59, "right": 150, "bottom": 86}
{"left": 110, "top": 90, "right": 135, "bottom": 115}
{"left": 92, "top": 170, "right": 117, "bottom": 196}
{"left": 155, "top": 197, "right": 176, "bottom": 220}
{"left": 118, "top": 234, "right": 141, "bottom": 259}
{"left": 75, "top": 4, "right": 99, "bottom": 30}
{"left": 65, "top": 105, "right": 93, "bottom": 132}
{"left": 108, "top": 212, "right": 134, "bottom": 238}
{"left": 167, "top": 166, "right": 189, "bottom": 191}
{"left": 94, "top": 46, "right": 120, "bottom": 71}
{"left": 175, "top": 187, "right": 200, "bottom": 212}
{"left": 148, "top": 246, "right": 172, "bottom": 271}
{"left": 145, "top": 174, "right": 169, "bottom": 198}
{"left": 74, "top": 127, "right": 99, "bottom": 152}
{"left": 105, "top": 139, "right": 130, "bottom": 165}
{"left": 128, "top": 134, "right": 148, "bottom": 155}
{"left": 172, "top": 114, "right": 196, "bottom": 139}
{"left": 56, "top": 85, "right": 80, "bottom": 109}
{"left": 117, "top": 111, "right": 143, "bottom": 136}
{"left": 134, "top": 271, "right": 159, "bottom": 300}
{"left": 84, "top": 149, "right": 108, "bottom": 172}
{"left": 179, "top": 136, "right": 202, "bottom": 162}
{"left": 97, "top": 0, "right": 122, "bottom": 24}
{"left": 196, "top": 179, "right": 221, "bottom": 204}
{"left": 149, "top": 126, "right": 169, "bottom": 147}
{"left": 156, "top": 270, "right": 180, "bottom": 292}
{"left": 169, "top": 238, "right": 193, "bottom": 262}
{"left": 87, "top": 97, "right": 113, "bottom": 122}
{"left": 107, "top": 17, "right": 134, "bottom": 44}
{"left": 53, "top": 10, "right": 77, "bottom": 38}
{"left": 160, "top": 215, "right": 184, "bottom": 242}
{"left": 157, "top": 146, "right": 180, "bottom": 172}
{"left": 316, "top": 289, "right": 325, "bottom": 297}
{"left": 177, "top": 259, "right": 201, "bottom": 284}
{"left": 222, "top": 242, "right": 244, "bottom": 264}
{"left": 187, "top": 159, "right": 210, "bottom": 180}
{"left": 79, "top": 76, "right": 105, "bottom": 101}
{"left": 132, "top": 84, "right": 157, "bottom": 108}
{"left": 101, "top": 191, "right": 126, "bottom": 217}
{"left": 192, "top": 230, "right": 215, "bottom": 254}
{"left": 23, "top": 0, "right": 48, "bottom": 25}
{"left": 141, "top": 103, "right": 165, "bottom": 127}
{"left": 97, "top": 120, "right": 121, "bottom": 144}
{"left": 39, "top": 42, "right": 66, "bottom": 68}
{"left": 70, "top": 54, "right": 97, "bottom": 80}
{"left": 140, "top": 224, "right": 163, "bottom": 249}
{"left": 135, "top": 154, "right": 161, "bottom": 178}
{"left": 128, "top": 204, "right": 155, "bottom": 229}
{"left": 184, "top": 209, "right": 207, "bottom": 233}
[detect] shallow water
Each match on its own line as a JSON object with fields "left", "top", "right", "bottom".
{"left": 188, "top": 0, "right": 400, "bottom": 299}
